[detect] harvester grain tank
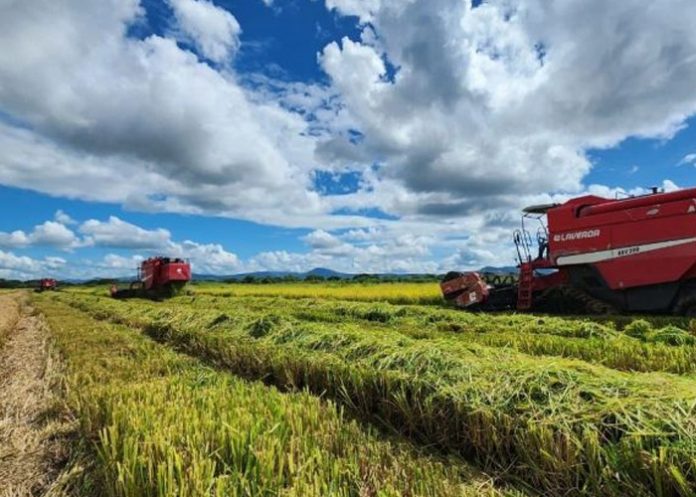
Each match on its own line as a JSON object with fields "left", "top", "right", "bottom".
{"left": 110, "top": 256, "right": 191, "bottom": 299}
{"left": 441, "top": 186, "right": 696, "bottom": 315}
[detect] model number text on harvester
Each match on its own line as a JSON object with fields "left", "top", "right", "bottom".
{"left": 553, "top": 229, "right": 601, "bottom": 242}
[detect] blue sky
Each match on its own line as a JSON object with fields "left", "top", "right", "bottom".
{"left": 0, "top": 0, "right": 695, "bottom": 279}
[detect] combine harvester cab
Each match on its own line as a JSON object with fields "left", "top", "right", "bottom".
{"left": 442, "top": 186, "right": 696, "bottom": 315}
{"left": 111, "top": 257, "right": 191, "bottom": 300}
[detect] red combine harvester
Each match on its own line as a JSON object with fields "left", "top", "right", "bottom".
{"left": 442, "top": 186, "right": 696, "bottom": 315}
{"left": 35, "top": 278, "right": 57, "bottom": 292}
{"left": 110, "top": 257, "right": 191, "bottom": 299}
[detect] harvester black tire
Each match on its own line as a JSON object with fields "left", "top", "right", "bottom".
{"left": 675, "top": 296, "right": 696, "bottom": 317}
{"left": 534, "top": 285, "right": 618, "bottom": 315}
{"left": 111, "top": 289, "right": 140, "bottom": 299}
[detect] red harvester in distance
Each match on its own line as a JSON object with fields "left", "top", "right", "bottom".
{"left": 110, "top": 256, "right": 191, "bottom": 299}
{"left": 441, "top": 186, "right": 696, "bottom": 315}
{"left": 35, "top": 278, "right": 57, "bottom": 292}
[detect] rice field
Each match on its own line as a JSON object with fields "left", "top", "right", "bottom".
{"left": 28, "top": 285, "right": 696, "bottom": 496}
{"left": 33, "top": 297, "right": 517, "bottom": 497}
{"left": 189, "top": 281, "right": 444, "bottom": 305}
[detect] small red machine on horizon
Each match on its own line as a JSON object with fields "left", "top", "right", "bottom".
{"left": 111, "top": 256, "right": 191, "bottom": 299}
{"left": 35, "top": 278, "right": 57, "bottom": 292}
{"left": 441, "top": 186, "right": 696, "bottom": 315}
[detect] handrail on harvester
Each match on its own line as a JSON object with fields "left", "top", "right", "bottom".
{"left": 579, "top": 187, "right": 696, "bottom": 217}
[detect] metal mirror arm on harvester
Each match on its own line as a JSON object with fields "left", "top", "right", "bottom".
{"left": 441, "top": 185, "right": 696, "bottom": 315}
{"left": 110, "top": 256, "right": 191, "bottom": 300}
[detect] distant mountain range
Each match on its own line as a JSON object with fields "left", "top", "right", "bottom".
{"left": 479, "top": 266, "right": 518, "bottom": 275}
{"left": 2, "top": 266, "right": 519, "bottom": 286}
{"left": 191, "top": 266, "right": 518, "bottom": 282}
{"left": 194, "top": 267, "right": 379, "bottom": 281}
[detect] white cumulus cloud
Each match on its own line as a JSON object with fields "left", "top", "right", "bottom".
{"left": 0, "top": 221, "right": 79, "bottom": 249}
{"left": 0, "top": 0, "right": 322, "bottom": 227}
{"left": 168, "top": 240, "right": 240, "bottom": 274}
{"left": 168, "top": 0, "right": 241, "bottom": 63}
{"left": 319, "top": 0, "right": 696, "bottom": 216}
{"left": 80, "top": 216, "right": 172, "bottom": 249}
{"left": 678, "top": 153, "right": 696, "bottom": 167}
{"left": 303, "top": 229, "right": 344, "bottom": 250}
{"left": 54, "top": 210, "right": 77, "bottom": 225}
{"left": 0, "top": 250, "right": 67, "bottom": 278}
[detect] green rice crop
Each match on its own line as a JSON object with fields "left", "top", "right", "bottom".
{"left": 191, "top": 282, "right": 443, "bottom": 304}
{"left": 86, "top": 292, "right": 696, "bottom": 375}
{"left": 55, "top": 292, "right": 696, "bottom": 497}
{"left": 224, "top": 297, "right": 696, "bottom": 374}
{"left": 34, "top": 296, "right": 518, "bottom": 497}
{"left": 65, "top": 281, "right": 444, "bottom": 305}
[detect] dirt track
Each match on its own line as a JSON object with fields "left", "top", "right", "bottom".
{"left": 0, "top": 294, "right": 73, "bottom": 497}
{"left": 0, "top": 293, "right": 21, "bottom": 343}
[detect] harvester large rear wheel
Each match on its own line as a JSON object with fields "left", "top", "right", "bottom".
{"left": 148, "top": 282, "right": 187, "bottom": 300}
{"left": 534, "top": 285, "right": 617, "bottom": 315}
{"left": 673, "top": 282, "right": 696, "bottom": 316}
{"left": 675, "top": 296, "right": 696, "bottom": 317}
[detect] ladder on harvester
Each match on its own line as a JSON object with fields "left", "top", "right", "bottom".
{"left": 517, "top": 262, "right": 534, "bottom": 310}
{"left": 513, "top": 229, "right": 535, "bottom": 311}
